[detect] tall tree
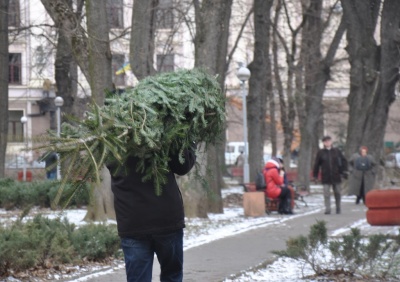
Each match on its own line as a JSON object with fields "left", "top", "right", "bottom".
{"left": 190, "top": 0, "right": 233, "bottom": 216}
{"left": 271, "top": 0, "right": 299, "bottom": 167}
{"left": 247, "top": 0, "right": 274, "bottom": 180}
{"left": 82, "top": 0, "right": 114, "bottom": 221}
{"left": 0, "top": 0, "right": 9, "bottom": 178}
{"left": 342, "top": 0, "right": 400, "bottom": 162}
{"left": 296, "top": 0, "right": 346, "bottom": 189}
{"left": 41, "top": 0, "right": 114, "bottom": 221}
{"left": 54, "top": 0, "right": 82, "bottom": 118}
{"left": 130, "top": 0, "right": 158, "bottom": 80}
{"left": 153, "top": 0, "right": 235, "bottom": 218}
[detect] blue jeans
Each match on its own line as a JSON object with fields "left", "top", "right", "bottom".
{"left": 120, "top": 229, "right": 183, "bottom": 282}
{"left": 46, "top": 170, "right": 57, "bottom": 180}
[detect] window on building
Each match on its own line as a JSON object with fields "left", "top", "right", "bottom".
{"left": 8, "top": 111, "right": 24, "bottom": 142}
{"left": 112, "top": 54, "right": 126, "bottom": 87}
{"left": 9, "top": 53, "right": 22, "bottom": 84}
{"left": 156, "top": 0, "right": 174, "bottom": 29}
{"left": 157, "top": 54, "right": 174, "bottom": 73}
{"left": 107, "top": 0, "right": 124, "bottom": 29}
{"left": 8, "top": 0, "right": 20, "bottom": 27}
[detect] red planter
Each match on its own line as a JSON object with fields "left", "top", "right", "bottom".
{"left": 365, "top": 189, "right": 400, "bottom": 226}
{"left": 366, "top": 208, "right": 400, "bottom": 226}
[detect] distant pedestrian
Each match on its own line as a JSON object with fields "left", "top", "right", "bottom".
{"left": 235, "top": 151, "right": 244, "bottom": 167}
{"left": 313, "top": 136, "right": 348, "bottom": 214}
{"left": 348, "top": 146, "right": 376, "bottom": 204}
{"left": 40, "top": 151, "right": 57, "bottom": 180}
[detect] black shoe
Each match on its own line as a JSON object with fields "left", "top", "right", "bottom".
{"left": 324, "top": 211, "right": 331, "bottom": 215}
{"left": 355, "top": 197, "right": 360, "bottom": 205}
{"left": 284, "top": 211, "right": 295, "bottom": 215}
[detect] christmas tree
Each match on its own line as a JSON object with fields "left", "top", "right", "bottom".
{"left": 35, "top": 68, "right": 225, "bottom": 201}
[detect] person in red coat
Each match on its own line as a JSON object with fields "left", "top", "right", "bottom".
{"left": 263, "top": 157, "right": 293, "bottom": 214}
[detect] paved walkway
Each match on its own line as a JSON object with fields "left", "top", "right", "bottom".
{"left": 66, "top": 198, "right": 398, "bottom": 282}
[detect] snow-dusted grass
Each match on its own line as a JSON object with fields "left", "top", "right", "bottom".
{"left": 1, "top": 183, "right": 400, "bottom": 281}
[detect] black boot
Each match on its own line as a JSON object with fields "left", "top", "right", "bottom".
{"left": 278, "top": 199, "right": 286, "bottom": 214}
{"left": 355, "top": 196, "right": 361, "bottom": 205}
{"left": 284, "top": 198, "right": 294, "bottom": 215}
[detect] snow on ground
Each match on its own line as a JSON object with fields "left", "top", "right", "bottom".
{"left": 1, "top": 182, "right": 399, "bottom": 281}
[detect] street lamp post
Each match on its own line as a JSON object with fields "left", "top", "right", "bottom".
{"left": 236, "top": 65, "right": 251, "bottom": 183}
{"left": 20, "top": 116, "right": 28, "bottom": 181}
{"left": 54, "top": 96, "right": 64, "bottom": 180}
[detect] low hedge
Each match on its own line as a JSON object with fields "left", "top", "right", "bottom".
{"left": 0, "top": 214, "right": 120, "bottom": 278}
{"left": 0, "top": 178, "right": 90, "bottom": 209}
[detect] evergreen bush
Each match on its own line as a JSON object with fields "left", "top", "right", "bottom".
{"left": 0, "top": 180, "right": 89, "bottom": 209}
{"left": 72, "top": 224, "right": 120, "bottom": 261}
{"left": 0, "top": 214, "right": 119, "bottom": 278}
{"left": 274, "top": 221, "right": 400, "bottom": 280}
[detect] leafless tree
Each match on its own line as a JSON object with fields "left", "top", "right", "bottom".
{"left": 342, "top": 0, "right": 400, "bottom": 163}
{"left": 247, "top": 0, "right": 274, "bottom": 180}
{"left": 130, "top": 0, "right": 158, "bottom": 80}
{"left": 41, "top": 0, "right": 115, "bottom": 221}
{"left": 182, "top": 0, "right": 233, "bottom": 216}
{"left": 0, "top": 0, "right": 9, "bottom": 178}
{"left": 296, "top": 0, "right": 346, "bottom": 189}
{"left": 271, "top": 0, "right": 301, "bottom": 167}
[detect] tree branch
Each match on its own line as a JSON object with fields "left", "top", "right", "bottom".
{"left": 225, "top": 5, "right": 254, "bottom": 72}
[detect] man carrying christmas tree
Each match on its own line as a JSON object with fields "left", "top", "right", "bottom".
{"left": 108, "top": 144, "right": 196, "bottom": 282}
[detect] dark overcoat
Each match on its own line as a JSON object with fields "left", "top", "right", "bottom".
{"left": 348, "top": 153, "right": 376, "bottom": 196}
{"left": 313, "top": 147, "right": 348, "bottom": 184}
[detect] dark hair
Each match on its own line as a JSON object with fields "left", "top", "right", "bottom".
{"left": 322, "top": 135, "right": 332, "bottom": 142}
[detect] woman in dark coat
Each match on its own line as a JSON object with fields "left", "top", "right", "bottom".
{"left": 348, "top": 146, "right": 376, "bottom": 204}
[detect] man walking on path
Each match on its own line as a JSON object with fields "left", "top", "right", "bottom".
{"left": 313, "top": 136, "right": 348, "bottom": 214}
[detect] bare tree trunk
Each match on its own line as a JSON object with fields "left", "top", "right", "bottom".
{"left": 343, "top": 0, "right": 400, "bottom": 162}
{"left": 54, "top": 0, "right": 81, "bottom": 119}
{"left": 129, "top": 0, "right": 158, "bottom": 80}
{"left": 247, "top": 0, "right": 273, "bottom": 179}
{"left": 362, "top": 0, "right": 400, "bottom": 159}
{"left": 41, "top": 0, "right": 115, "bottom": 221}
{"left": 296, "top": 0, "right": 346, "bottom": 190}
{"left": 268, "top": 87, "right": 277, "bottom": 157}
{"left": 83, "top": 0, "right": 114, "bottom": 222}
{"left": 272, "top": 1, "right": 296, "bottom": 167}
{"left": 185, "top": 0, "right": 232, "bottom": 216}
{"left": 40, "top": 0, "right": 90, "bottom": 79}
{"left": 0, "top": 0, "right": 9, "bottom": 178}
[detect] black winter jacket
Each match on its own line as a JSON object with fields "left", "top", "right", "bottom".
{"left": 313, "top": 147, "right": 347, "bottom": 184}
{"left": 108, "top": 148, "right": 196, "bottom": 237}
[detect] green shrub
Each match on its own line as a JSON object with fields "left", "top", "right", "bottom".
{"left": 0, "top": 214, "right": 119, "bottom": 278}
{"left": 0, "top": 180, "right": 89, "bottom": 209}
{"left": 274, "top": 221, "right": 400, "bottom": 280}
{"left": 72, "top": 224, "right": 120, "bottom": 261}
{"left": 0, "top": 223, "right": 41, "bottom": 274}
{"left": 0, "top": 178, "right": 15, "bottom": 188}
